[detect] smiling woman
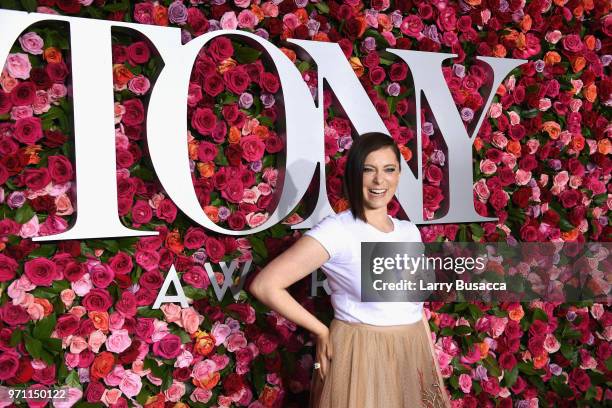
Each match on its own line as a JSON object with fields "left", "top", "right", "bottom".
{"left": 250, "top": 133, "right": 452, "bottom": 408}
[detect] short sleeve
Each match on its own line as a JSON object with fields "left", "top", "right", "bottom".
{"left": 304, "top": 215, "right": 347, "bottom": 262}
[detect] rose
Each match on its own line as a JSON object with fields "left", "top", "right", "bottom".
{"left": 90, "top": 264, "right": 114, "bottom": 288}
{"left": 46, "top": 62, "right": 69, "bottom": 82}
{"left": 127, "top": 42, "right": 150, "bottom": 65}
{"left": 184, "top": 227, "right": 207, "bottom": 249}
{"left": 205, "top": 237, "right": 225, "bottom": 263}
{"left": 55, "top": 314, "right": 80, "bottom": 338}
{"left": 24, "top": 258, "right": 57, "bottom": 286}
{"left": 458, "top": 373, "right": 472, "bottom": 394}
{"left": 19, "top": 32, "right": 44, "bottom": 55}
{"left": 0, "top": 352, "right": 19, "bottom": 381}
{"left": 135, "top": 317, "right": 155, "bottom": 341}
{"left": 128, "top": 75, "right": 150, "bottom": 95}
{"left": 228, "top": 212, "right": 246, "bottom": 230}
{"left": 82, "top": 288, "right": 113, "bottom": 312}
{"left": 109, "top": 252, "right": 133, "bottom": 275}
{"left": 221, "top": 179, "right": 244, "bottom": 203}
{"left": 198, "top": 141, "right": 218, "bottom": 162}
{"left": 85, "top": 382, "right": 105, "bottom": 403}
{"left": 14, "top": 117, "right": 43, "bottom": 145}
{"left": 259, "top": 72, "right": 279, "bottom": 93}
{"left": 153, "top": 333, "right": 182, "bottom": 359}
{"left": 106, "top": 329, "right": 132, "bottom": 353}
{"left": 90, "top": 352, "right": 115, "bottom": 381}
{"left": 208, "top": 37, "right": 234, "bottom": 62}
{"left": 10, "top": 81, "right": 36, "bottom": 106}
{"left": 0, "top": 90, "right": 12, "bottom": 114}
{"left": 240, "top": 135, "right": 266, "bottom": 162}
{"left": 47, "top": 155, "right": 73, "bottom": 184}
{"left": 1, "top": 303, "right": 30, "bottom": 325}
{"left": 191, "top": 107, "right": 217, "bottom": 135}
{"left": 6, "top": 53, "right": 32, "bottom": 79}
{"left": 122, "top": 99, "right": 145, "bottom": 126}
{"left": 0, "top": 254, "right": 18, "bottom": 282}
{"left": 132, "top": 201, "right": 153, "bottom": 224}
{"left": 203, "top": 73, "right": 224, "bottom": 97}
{"left": 139, "top": 270, "right": 164, "bottom": 289}
{"left": 156, "top": 199, "right": 177, "bottom": 223}
{"left": 23, "top": 168, "right": 51, "bottom": 191}
{"left": 223, "top": 67, "right": 250, "bottom": 94}
{"left": 168, "top": 1, "right": 188, "bottom": 25}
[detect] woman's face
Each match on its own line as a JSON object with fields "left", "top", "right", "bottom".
{"left": 362, "top": 147, "right": 400, "bottom": 211}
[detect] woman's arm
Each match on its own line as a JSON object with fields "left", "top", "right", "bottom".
{"left": 249, "top": 235, "right": 330, "bottom": 338}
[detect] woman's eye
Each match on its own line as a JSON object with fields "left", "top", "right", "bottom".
{"left": 385, "top": 168, "right": 396, "bottom": 172}
{"left": 363, "top": 168, "right": 374, "bottom": 172}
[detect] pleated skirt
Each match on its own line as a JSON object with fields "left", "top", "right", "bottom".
{"left": 309, "top": 314, "right": 452, "bottom": 408}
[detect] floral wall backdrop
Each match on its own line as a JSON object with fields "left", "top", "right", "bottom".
{"left": 0, "top": 1, "right": 610, "bottom": 407}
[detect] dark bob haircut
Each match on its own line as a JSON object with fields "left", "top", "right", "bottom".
{"left": 343, "top": 132, "right": 401, "bottom": 223}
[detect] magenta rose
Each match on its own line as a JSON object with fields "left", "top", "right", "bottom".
{"left": 1, "top": 303, "right": 29, "bottom": 325}
{"left": 14, "top": 117, "right": 43, "bottom": 145}
{"left": 46, "top": 62, "right": 69, "bottom": 82}
{"left": 184, "top": 227, "right": 207, "bottom": 250}
{"left": 208, "top": 37, "right": 233, "bottom": 62}
{"left": 109, "top": 252, "right": 133, "bottom": 275}
{"left": 221, "top": 179, "right": 244, "bottom": 203}
{"left": 90, "top": 264, "right": 115, "bottom": 288}
{"left": 559, "top": 189, "right": 582, "bottom": 208}
{"left": 82, "top": 288, "right": 113, "bottom": 312}
{"left": 198, "top": 141, "right": 218, "bottom": 162}
{"left": 0, "top": 90, "right": 12, "bottom": 114}
{"left": 85, "top": 381, "right": 105, "bottom": 403}
{"left": 205, "top": 237, "right": 225, "bottom": 263}
{"left": 191, "top": 107, "right": 217, "bottom": 135}
{"left": 47, "top": 155, "right": 73, "bottom": 184}
{"left": 259, "top": 72, "right": 279, "bottom": 93}
{"left": 153, "top": 333, "right": 182, "bottom": 359}
{"left": 135, "top": 317, "right": 155, "bottom": 341}
{"left": 55, "top": 314, "right": 80, "bottom": 338}
{"left": 24, "top": 258, "right": 56, "bottom": 286}
{"left": 23, "top": 168, "right": 51, "bottom": 190}
{"left": 131, "top": 200, "right": 153, "bottom": 224}
{"left": 127, "top": 41, "right": 150, "bottom": 65}
{"left": 240, "top": 135, "right": 265, "bottom": 162}
{"left": 122, "top": 99, "right": 145, "bottom": 126}
{"left": 223, "top": 67, "right": 250, "bottom": 94}
{"left": 156, "top": 198, "right": 177, "bottom": 223}
{"left": 0, "top": 254, "right": 18, "bottom": 282}
{"left": 139, "top": 270, "right": 164, "bottom": 290}
{"left": 203, "top": 73, "right": 225, "bottom": 96}
{"left": 10, "top": 81, "right": 36, "bottom": 106}
{"left": 0, "top": 352, "right": 19, "bottom": 380}
{"left": 498, "top": 352, "right": 517, "bottom": 370}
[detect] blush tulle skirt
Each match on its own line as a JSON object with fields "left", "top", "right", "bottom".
{"left": 309, "top": 315, "right": 452, "bottom": 408}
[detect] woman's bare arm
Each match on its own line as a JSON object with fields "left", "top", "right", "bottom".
{"left": 249, "top": 235, "right": 330, "bottom": 337}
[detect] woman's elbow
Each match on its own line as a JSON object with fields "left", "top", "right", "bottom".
{"left": 249, "top": 274, "right": 268, "bottom": 301}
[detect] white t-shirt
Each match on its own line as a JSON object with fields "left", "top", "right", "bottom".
{"left": 304, "top": 209, "right": 424, "bottom": 326}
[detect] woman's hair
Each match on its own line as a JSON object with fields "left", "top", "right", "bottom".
{"left": 343, "top": 132, "right": 401, "bottom": 223}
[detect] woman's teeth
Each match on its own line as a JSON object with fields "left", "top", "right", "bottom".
{"left": 368, "top": 189, "right": 386, "bottom": 196}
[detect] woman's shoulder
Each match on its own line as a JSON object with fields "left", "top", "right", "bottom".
{"left": 395, "top": 218, "right": 422, "bottom": 240}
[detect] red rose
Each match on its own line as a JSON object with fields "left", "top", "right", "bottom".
{"left": 389, "top": 62, "right": 408, "bottom": 81}
{"left": 156, "top": 198, "right": 177, "bottom": 223}
{"left": 23, "top": 168, "right": 51, "bottom": 191}
{"left": 369, "top": 67, "right": 386, "bottom": 85}
{"left": 55, "top": 314, "right": 80, "bottom": 338}
{"left": 559, "top": 189, "right": 581, "bottom": 208}
{"left": 208, "top": 37, "right": 234, "bottom": 62}
{"left": 12, "top": 357, "right": 33, "bottom": 383}
{"left": 10, "top": 81, "right": 36, "bottom": 106}
{"left": 135, "top": 317, "right": 155, "bottom": 341}
{"left": 0, "top": 352, "right": 19, "bottom": 381}
{"left": 423, "top": 185, "right": 444, "bottom": 211}
{"left": 203, "top": 73, "right": 225, "bottom": 97}
{"left": 132, "top": 200, "right": 153, "bottom": 225}
{"left": 122, "top": 99, "right": 145, "bottom": 126}
{"left": 191, "top": 107, "right": 217, "bottom": 135}
{"left": 109, "top": 252, "right": 133, "bottom": 275}
{"left": 127, "top": 41, "right": 150, "bottom": 65}
{"left": 46, "top": 62, "right": 69, "bottom": 82}
{"left": 205, "top": 237, "right": 225, "bottom": 263}
{"left": 91, "top": 264, "right": 115, "bottom": 288}
{"left": 82, "top": 288, "right": 113, "bottom": 312}
{"left": 512, "top": 187, "right": 531, "bottom": 208}
{"left": 135, "top": 288, "right": 157, "bottom": 306}
{"left": 259, "top": 72, "right": 279, "bottom": 93}
{"left": 569, "top": 368, "right": 591, "bottom": 392}
{"left": 184, "top": 227, "right": 207, "bottom": 249}
{"left": 116, "top": 291, "right": 137, "bottom": 317}
{"left": 47, "top": 155, "right": 73, "bottom": 184}
{"left": 223, "top": 373, "right": 245, "bottom": 395}
{"left": 224, "top": 67, "right": 250, "bottom": 94}
{"left": 153, "top": 334, "right": 182, "bottom": 359}
{"left": 0, "top": 254, "right": 17, "bottom": 282}
{"left": 221, "top": 179, "right": 244, "bottom": 204}
{"left": 0, "top": 303, "right": 30, "bottom": 326}
{"left": 481, "top": 376, "right": 500, "bottom": 396}
{"left": 240, "top": 135, "right": 265, "bottom": 162}
{"left": 425, "top": 165, "right": 443, "bottom": 186}
{"left": 24, "top": 258, "right": 56, "bottom": 286}
{"left": 0, "top": 90, "right": 12, "bottom": 114}
{"left": 498, "top": 352, "right": 517, "bottom": 370}
{"left": 86, "top": 382, "right": 105, "bottom": 402}
{"left": 42, "top": 130, "right": 68, "bottom": 148}
{"left": 562, "top": 34, "right": 584, "bottom": 53}
{"left": 139, "top": 270, "right": 164, "bottom": 290}
{"left": 198, "top": 141, "right": 218, "bottom": 162}
{"left": 14, "top": 117, "right": 43, "bottom": 145}
{"left": 489, "top": 189, "right": 508, "bottom": 211}
{"left": 228, "top": 211, "right": 246, "bottom": 230}
{"left": 187, "top": 8, "right": 209, "bottom": 36}
{"left": 264, "top": 135, "right": 283, "bottom": 154}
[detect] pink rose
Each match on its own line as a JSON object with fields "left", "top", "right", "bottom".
{"left": 220, "top": 11, "right": 238, "bottom": 29}
{"left": 153, "top": 333, "right": 182, "bottom": 359}
{"left": 161, "top": 303, "right": 182, "bottom": 324}
{"left": 164, "top": 381, "right": 185, "bottom": 402}
{"left": 106, "top": 329, "right": 132, "bottom": 353}
{"left": 240, "top": 135, "right": 265, "bottom": 162}
{"left": 6, "top": 53, "right": 32, "bottom": 79}
{"left": 226, "top": 332, "right": 247, "bottom": 352}
{"left": 211, "top": 323, "right": 231, "bottom": 346}
{"left": 128, "top": 75, "right": 150, "bottom": 95}
{"left": 400, "top": 15, "right": 423, "bottom": 37}
{"left": 246, "top": 212, "right": 268, "bottom": 228}
{"left": 181, "top": 308, "right": 203, "bottom": 334}
{"left": 458, "top": 373, "right": 472, "bottom": 394}
{"left": 119, "top": 370, "right": 142, "bottom": 398}
{"left": 237, "top": 10, "right": 258, "bottom": 29}
{"left": 19, "top": 32, "right": 44, "bottom": 55}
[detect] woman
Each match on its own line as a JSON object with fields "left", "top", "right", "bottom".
{"left": 249, "top": 133, "right": 451, "bottom": 408}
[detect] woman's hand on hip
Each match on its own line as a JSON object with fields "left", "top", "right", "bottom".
{"left": 315, "top": 327, "right": 332, "bottom": 381}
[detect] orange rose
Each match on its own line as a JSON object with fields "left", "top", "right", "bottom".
{"left": 193, "top": 330, "right": 216, "bottom": 356}
{"left": 260, "top": 385, "right": 281, "bottom": 407}
{"left": 144, "top": 393, "right": 165, "bottom": 408}
{"left": 477, "top": 341, "right": 490, "bottom": 357}
{"left": 597, "top": 139, "right": 611, "bottom": 155}
{"left": 506, "top": 140, "right": 522, "bottom": 157}
{"left": 113, "top": 64, "right": 134, "bottom": 87}
{"left": 228, "top": 126, "right": 241, "bottom": 144}
{"left": 378, "top": 14, "right": 393, "bottom": 32}
{"left": 295, "top": 8, "right": 308, "bottom": 24}
{"left": 486, "top": 261, "right": 505, "bottom": 276}
{"left": 188, "top": 141, "right": 199, "bottom": 160}
{"left": 541, "top": 121, "right": 561, "bottom": 139}
{"left": 253, "top": 125, "right": 269, "bottom": 140}
{"left": 561, "top": 228, "right": 580, "bottom": 241}
{"left": 584, "top": 35, "right": 596, "bottom": 50}
{"left": 496, "top": 83, "right": 507, "bottom": 96}
{"left": 571, "top": 56, "right": 586, "bottom": 73}
{"left": 204, "top": 206, "right": 219, "bottom": 223}
{"left": 279, "top": 48, "right": 296, "bottom": 63}
{"left": 571, "top": 134, "right": 585, "bottom": 152}
{"left": 492, "top": 44, "right": 507, "bottom": 58}
{"left": 584, "top": 83, "right": 597, "bottom": 103}
{"left": 43, "top": 47, "right": 62, "bottom": 63}
{"left": 193, "top": 371, "right": 220, "bottom": 390}
{"left": 153, "top": 5, "right": 169, "bottom": 26}
{"left": 399, "top": 145, "right": 412, "bottom": 161}
{"left": 91, "top": 352, "right": 115, "bottom": 380}
{"left": 24, "top": 146, "right": 42, "bottom": 165}
{"left": 508, "top": 305, "right": 525, "bottom": 321}
{"left": 333, "top": 198, "right": 349, "bottom": 213}
{"left": 88, "top": 311, "right": 109, "bottom": 331}
{"left": 474, "top": 137, "right": 483, "bottom": 151}
{"left": 197, "top": 162, "right": 215, "bottom": 178}
{"left": 218, "top": 58, "right": 237, "bottom": 74}
{"left": 250, "top": 5, "right": 264, "bottom": 21}
{"left": 33, "top": 298, "right": 53, "bottom": 316}
{"left": 519, "top": 15, "right": 532, "bottom": 32}
{"left": 533, "top": 352, "right": 549, "bottom": 369}
{"left": 313, "top": 32, "right": 330, "bottom": 42}
{"left": 544, "top": 51, "right": 561, "bottom": 66}
{"left": 165, "top": 229, "right": 184, "bottom": 255}
{"left": 350, "top": 57, "right": 364, "bottom": 77}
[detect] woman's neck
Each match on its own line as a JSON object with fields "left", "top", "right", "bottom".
{"left": 363, "top": 208, "right": 392, "bottom": 231}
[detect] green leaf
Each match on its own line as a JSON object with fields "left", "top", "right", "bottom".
{"left": 183, "top": 285, "right": 207, "bottom": 300}
{"left": 33, "top": 314, "right": 56, "bottom": 340}
{"left": 24, "top": 335, "right": 43, "bottom": 359}
{"left": 531, "top": 308, "right": 549, "bottom": 322}
{"left": 144, "top": 357, "right": 165, "bottom": 378}
{"left": 9, "top": 329, "right": 22, "bottom": 347}
{"left": 249, "top": 236, "right": 268, "bottom": 258}
{"left": 502, "top": 366, "right": 518, "bottom": 387}
{"left": 517, "top": 361, "right": 538, "bottom": 376}
{"left": 42, "top": 337, "right": 62, "bottom": 353}
{"left": 137, "top": 307, "right": 164, "bottom": 319}
{"left": 454, "top": 325, "right": 472, "bottom": 336}
{"left": 314, "top": 2, "right": 329, "bottom": 14}
{"left": 130, "top": 165, "right": 155, "bottom": 182}
{"left": 234, "top": 45, "right": 261, "bottom": 64}
{"left": 73, "top": 402, "right": 104, "bottom": 408}
{"left": 161, "top": 368, "right": 173, "bottom": 391}
{"left": 19, "top": 0, "right": 36, "bottom": 12}
{"left": 28, "top": 244, "right": 57, "bottom": 258}
{"left": 15, "top": 204, "right": 35, "bottom": 224}
{"left": 549, "top": 375, "right": 573, "bottom": 397}
{"left": 65, "top": 369, "right": 80, "bottom": 388}
{"left": 103, "top": 0, "right": 129, "bottom": 12}
{"left": 252, "top": 357, "right": 266, "bottom": 394}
